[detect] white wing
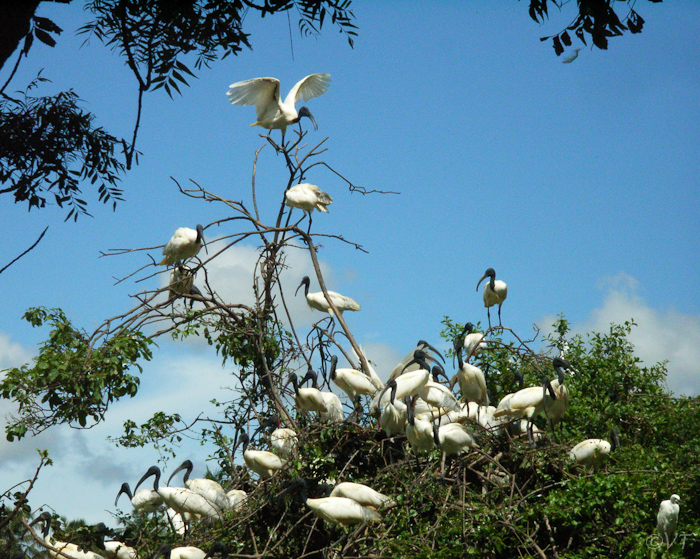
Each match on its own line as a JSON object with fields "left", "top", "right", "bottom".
{"left": 283, "top": 73, "right": 331, "bottom": 107}
{"left": 226, "top": 77, "right": 281, "bottom": 120}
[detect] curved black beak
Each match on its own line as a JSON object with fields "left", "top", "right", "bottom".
{"left": 298, "top": 106, "right": 318, "bottom": 131}
{"left": 295, "top": 276, "right": 309, "bottom": 296}
{"left": 418, "top": 340, "right": 445, "bottom": 362}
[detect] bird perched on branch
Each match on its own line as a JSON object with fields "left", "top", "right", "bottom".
{"left": 160, "top": 225, "right": 205, "bottom": 266}
{"left": 151, "top": 542, "right": 228, "bottom": 559}
{"left": 451, "top": 336, "right": 488, "bottom": 407}
{"left": 461, "top": 322, "right": 487, "bottom": 360}
{"left": 167, "top": 459, "right": 229, "bottom": 513}
{"left": 30, "top": 512, "right": 106, "bottom": 559}
{"left": 167, "top": 265, "right": 209, "bottom": 308}
{"left": 330, "top": 482, "right": 397, "bottom": 510}
{"left": 656, "top": 494, "right": 681, "bottom": 546}
{"left": 115, "top": 482, "right": 163, "bottom": 513}
{"left": 494, "top": 375, "right": 557, "bottom": 445}
{"left": 389, "top": 340, "right": 444, "bottom": 381}
{"left": 569, "top": 429, "right": 620, "bottom": 470}
{"left": 285, "top": 183, "right": 333, "bottom": 231}
{"left": 476, "top": 268, "right": 507, "bottom": 329}
{"left": 288, "top": 369, "right": 328, "bottom": 415}
{"left": 330, "top": 355, "right": 380, "bottom": 400}
{"left": 295, "top": 276, "right": 360, "bottom": 316}
{"left": 237, "top": 430, "right": 286, "bottom": 479}
{"left": 226, "top": 73, "right": 331, "bottom": 141}
{"left": 284, "top": 479, "right": 383, "bottom": 526}
{"left": 134, "top": 465, "right": 222, "bottom": 521}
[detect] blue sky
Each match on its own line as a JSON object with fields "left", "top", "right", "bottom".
{"left": 1, "top": 1, "right": 699, "bottom": 524}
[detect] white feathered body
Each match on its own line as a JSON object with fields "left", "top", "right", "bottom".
{"left": 463, "top": 331, "right": 487, "bottom": 359}
{"left": 319, "top": 391, "right": 344, "bottom": 422}
{"left": 332, "top": 366, "right": 379, "bottom": 399}
{"left": 160, "top": 227, "right": 204, "bottom": 265}
{"left": 456, "top": 362, "right": 488, "bottom": 406}
{"left": 569, "top": 439, "right": 612, "bottom": 468}
{"left": 294, "top": 386, "right": 329, "bottom": 414}
{"left": 285, "top": 183, "right": 333, "bottom": 214}
{"left": 330, "top": 482, "right": 397, "bottom": 509}
{"left": 271, "top": 427, "right": 298, "bottom": 459}
{"left": 434, "top": 422, "right": 477, "bottom": 456}
{"left": 244, "top": 448, "right": 286, "bottom": 479}
{"left": 494, "top": 385, "right": 551, "bottom": 421}
{"left": 103, "top": 542, "right": 137, "bottom": 559}
{"left": 226, "top": 74, "right": 331, "bottom": 132}
{"left": 227, "top": 489, "right": 247, "bottom": 510}
{"left": 304, "top": 290, "right": 360, "bottom": 315}
{"left": 305, "top": 496, "right": 382, "bottom": 525}
{"left": 657, "top": 494, "right": 681, "bottom": 542}
{"left": 482, "top": 280, "right": 507, "bottom": 309}
{"left": 406, "top": 413, "right": 435, "bottom": 452}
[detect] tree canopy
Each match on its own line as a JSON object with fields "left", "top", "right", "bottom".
{"left": 2, "top": 3, "right": 697, "bottom": 559}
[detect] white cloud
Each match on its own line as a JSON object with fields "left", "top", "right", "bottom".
{"left": 539, "top": 273, "right": 700, "bottom": 396}
{"left": 0, "top": 331, "right": 34, "bottom": 369}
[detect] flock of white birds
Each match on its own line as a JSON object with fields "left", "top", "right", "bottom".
{"left": 23, "top": 74, "right": 682, "bottom": 558}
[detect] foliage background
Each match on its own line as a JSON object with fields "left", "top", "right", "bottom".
{"left": 1, "top": 1, "right": 699, "bottom": 557}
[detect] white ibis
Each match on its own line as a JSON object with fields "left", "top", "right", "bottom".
{"left": 476, "top": 268, "right": 507, "bottom": 329}
{"left": 452, "top": 337, "right": 488, "bottom": 407}
{"left": 372, "top": 370, "right": 429, "bottom": 412}
{"left": 115, "top": 482, "right": 163, "bottom": 513}
{"left": 295, "top": 276, "right": 360, "bottom": 316}
{"left": 259, "top": 416, "right": 298, "bottom": 460}
{"left": 307, "top": 495, "right": 382, "bottom": 525}
{"left": 330, "top": 482, "right": 397, "bottom": 509}
{"left": 226, "top": 73, "right": 330, "bottom": 140}
{"left": 159, "top": 225, "right": 205, "bottom": 266}
{"left": 406, "top": 396, "right": 435, "bottom": 452}
{"left": 432, "top": 420, "right": 477, "bottom": 457}
{"left": 168, "top": 264, "right": 194, "bottom": 298}
{"left": 29, "top": 513, "right": 106, "bottom": 559}
{"left": 461, "top": 322, "right": 487, "bottom": 360}
{"left": 103, "top": 541, "right": 137, "bottom": 559}
{"left": 226, "top": 489, "right": 247, "bottom": 511}
{"left": 419, "top": 368, "right": 460, "bottom": 412}
{"left": 493, "top": 376, "right": 557, "bottom": 444}
{"left": 656, "top": 494, "right": 681, "bottom": 546}
{"left": 562, "top": 47, "right": 582, "bottom": 63}
{"left": 319, "top": 390, "right": 344, "bottom": 423}
{"left": 165, "top": 507, "right": 192, "bottom": 535}
{"left": 151, "top": 542, "right": 227, "bottom": 559}
{"left": 237, "top": 431, "right": 285, "bottom": 479}
{"left": 271, "top": 427, "right": 298, "bottom": 460}
{"left": 329, "top": 355, "right": 380, "bottom": 399}
{"left": 402, "top": 351, "right": 459, "bottom": 412}
{"left": 167, "top": 459, "right": 229, "bottom": 513}
{"left": 288, "top": 480, "right": 382, "bottom": 526}
{"left": 94, "top": 524, "right": 136, "bottom": 559}
{"left": 285, "top": 183, "right": 333, "bottom": 230}
{"left": 167, "top": 265, "right": 209, "bottom": 308}
{"left": 371, "top": 349, "right": 442, "bottom": 412}
{"left": 134, "top": 465, "right": 222, "bottom": 520}
{"left": 378, "top": 380, "right": 408, "bottom": 437}
{"left": 389, "top": 340, "right": 444, "bottom": 380}
{"left": 505, "top": 418, "right": 544, "bottom": 442}
{"left": 569, "top": 429, "right": 620, "bottom": 469}
{"left": 544, "top": 357, "right": 571, "bottom": 434}
{"left": 288, "top": 369, "right": 328, "bottom": 414}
